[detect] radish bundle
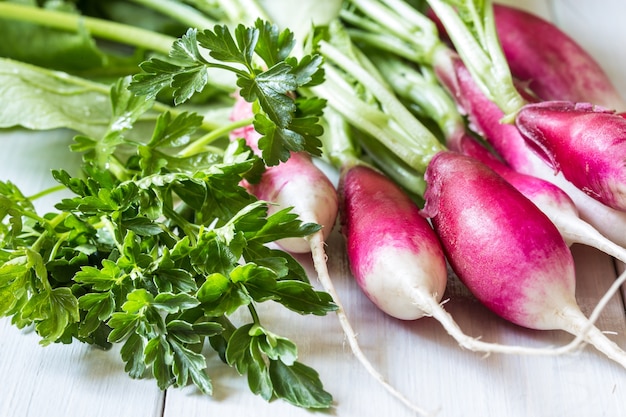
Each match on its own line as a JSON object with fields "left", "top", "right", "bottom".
{"left": 309, "top": 27, "right": 626, "bottom": 365}
{"left": 341, "top": 0, "right": 626, "bottom": 252}
{"left": 323, "top": 107, "right": 566, "bottom": 355}
{"left": 424, "top": 0, "right": 626, "bottom": 213}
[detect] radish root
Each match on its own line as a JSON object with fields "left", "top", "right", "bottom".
{"left": 307, "top": 230, "right": 438, "bottom": 417}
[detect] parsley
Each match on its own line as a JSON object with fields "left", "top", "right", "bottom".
{"left": 0, "top": 5, "right": 338, "bottom": 409}
{"left": 0, "top": 128, "right": 336, "bottom": 408}
{"left": 0, "top": 60, "right": 336, "bottom": 411}
{"left": 130, "top": 19, "right": 327, "bottom": 166}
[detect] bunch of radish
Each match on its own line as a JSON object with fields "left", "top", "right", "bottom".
{"left": 223, "top": 0, "right": 626, "bottom": 412}
{"left": 308, "top": 27, "right": 626, "bottom": 370}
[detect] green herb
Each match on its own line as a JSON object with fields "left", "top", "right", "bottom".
{"left": 0, "top": 12, "right": 337, "bottom": 409}
{"left": 130, "top": 19, "right": 327, "bottom": 166}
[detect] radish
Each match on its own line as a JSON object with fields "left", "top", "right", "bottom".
{"left": 421, "top": 150, "right": 626, "bottom": 367}
{"left": 457, "top": 133, "right": 626, "bottom": 266}
{"left": 338, "top": 162, "right": 448, "bottom": 321}
{"left": 229, "top": 94, "right": 430, "bottom": 414}
{"left": 513, "top": 101, "right": 626, "bottom": 212}
{"left": 423, "top": 0, "right": 626, "bottom": 212}
{"left": 229, "top": 95, "right": 337, "bottom": 253}
{"left": 493, "top": 4, "right": 626, "bottom": 111}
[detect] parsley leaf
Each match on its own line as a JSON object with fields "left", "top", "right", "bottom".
{"left": 130, "top": 19, "right": 326, "bottom": 165}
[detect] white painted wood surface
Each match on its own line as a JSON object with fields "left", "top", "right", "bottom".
{"left": 2, "top": 1, "right": 626, "bottom": 417}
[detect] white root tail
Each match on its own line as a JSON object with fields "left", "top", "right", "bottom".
{"left": 411, "top": 290, "right": 586, "bottom": 357}
{"left": 416, "top": 269, "right": 626, "bottom": 370}
{"left": 307, "top": 230, "right": 438, "bottom": 417}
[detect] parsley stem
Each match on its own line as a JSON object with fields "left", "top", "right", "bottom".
{"left": 127, "top": 0, "right": 217, "bottom": 30}
{"left": 248, "top": 304, "right": 261, "bottom": 325}
{"left": 163, "top": 205, "right": 198, "bottom": 245}
{"left": 31, "top": 212, "right": 70, "bottom": 258}
{"left": 27, "top": 185, "right": 68, "bottom": 202}
{"left": 178, "top": 117, "right": 255, "bottom": 158}
{"left": 0, "top": 3, "right": 175, "bottom": 55}
{"left": 101, "top": 216, "right": 125, "bottom": 253}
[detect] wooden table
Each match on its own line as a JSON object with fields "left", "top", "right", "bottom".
{"left": 2, "top": 1, "right": 626, "bottom": 416}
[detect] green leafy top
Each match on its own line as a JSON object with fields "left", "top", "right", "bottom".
{"left": 130, "top": 19, "right": 327, "bottom": 166}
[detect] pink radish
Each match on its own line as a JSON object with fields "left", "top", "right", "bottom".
{"left": 493, "top": 4, "right": 626, "bottom": 111}
{"left": 229, "top": 94, "right": 429, "bottom": 414}
{"left": 457, "top": 133, "right": 626, "bottom": 266}
{"left": 433, "top": 49, "right": 626, "bottom": 249}
{"left": 421, "top": 150, "right": 626, "bottom": 366}
{"left": 335, "top": 157, "right": 578, "bottom": 356}
{"left": 514, "top": 101, "right": 626, "bottom": 212}
{"left": 229, "top": 95, "right": 337, "bottom": 253}
{"left": 339, "top": 162, "right": 447, "bottom": 320}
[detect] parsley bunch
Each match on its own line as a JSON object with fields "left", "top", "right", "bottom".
{"left": 0, "top": 22, "right": 337, "bottom": 409}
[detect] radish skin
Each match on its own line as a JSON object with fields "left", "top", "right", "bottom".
{"left": 457, "top": 133, "right": 626, "bottom": 293}
{"left": 514, "top": 101, "right": 626, "bottom": 212}
{"left": 339, "top": 163, "right": 447, "bottom": 320}
{"left": 422, "top": 151, "right": 626, "bottom": 367}
{"left": 493, "top": 4, "right": 626, "bottom": 111}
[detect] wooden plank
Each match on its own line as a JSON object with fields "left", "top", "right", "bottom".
{"left": 0, "top": 319, "right": 165, "bottom": 417}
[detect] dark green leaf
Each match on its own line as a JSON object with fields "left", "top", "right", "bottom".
{"left": 148, "top": 111, "right": 204, "bottom": 148}
{"left": 153, "top": 292, "right": 200, "bottom": 314}
{"left": 269, "top": 360, "right": 332, "bottom": 409}
{"left": 270, "top": 280, "right": 337, "bottom": 316}
{"left": 74, "top": 260, "right": 123, "bottom": 291}
{"left": 225, "top": 323, "right": 254, "bottom": 374}
{"left": 145, "top": 335, "right": 175, "bottom": 390}
{"left": 108, "top": 312, "right": 141, "bottom": 343}
{"left": 253, "top": 19, "right": 295, "bottom": 67}
{"left": 170, "top": 338, "right": 212, "bottom": 394}
{"left": 78, "top": 291, "right": 115, "bottom": 337}
{"left": 247, "top": 337, "right": 273, "bottom": 400}
{"left": 35, "top": 287, "right": 80, "bottom": 346}
{"left": 120, "top": 333, "right": 147, "bottom": 378}
{"left": 197, "top": 24, "right": 256, "bottom": 66}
